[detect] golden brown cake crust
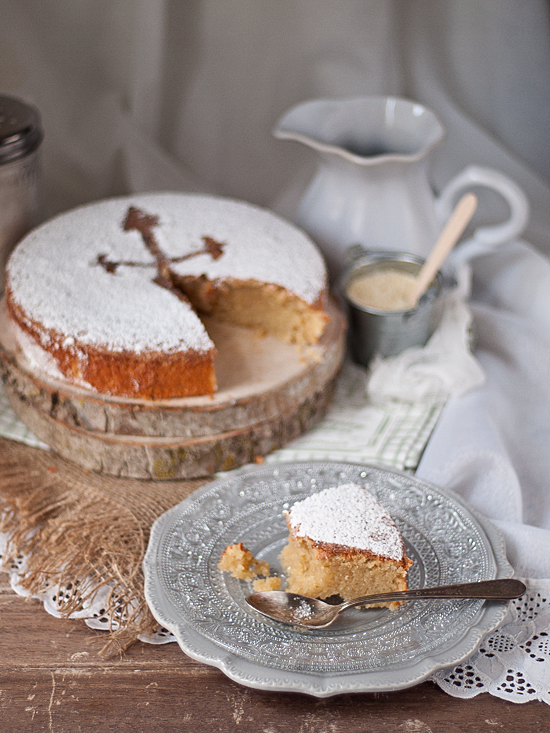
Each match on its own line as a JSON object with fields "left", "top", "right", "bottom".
{"left": 288, "top": 525, "right": 413, "bottom": 570}
{"left": 6, "top": 289, "right": 217, "bottom": 400}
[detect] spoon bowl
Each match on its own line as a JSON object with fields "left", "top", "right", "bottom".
{"left": 246, "top": 579, "right": 526, "bottom": 629}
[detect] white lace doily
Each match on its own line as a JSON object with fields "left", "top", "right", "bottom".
{"left": 431, "top": 578, "right": 550, "bottom": 704}
{"left": 2, "top": 530, "right": 548, "bottom": 701}
{"left": 0, "top": 532, "right": 172, "bottom": 644}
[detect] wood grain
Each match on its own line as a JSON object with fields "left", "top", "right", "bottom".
{"left": 0, "top": 301, "right": 346, "bottom": 479}
{"left": 0, "top": 584, "right": 546, "bottom": 733}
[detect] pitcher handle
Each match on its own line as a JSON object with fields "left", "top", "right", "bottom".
{"left": 435, "top": 165, "right": 529, "bottom": 263}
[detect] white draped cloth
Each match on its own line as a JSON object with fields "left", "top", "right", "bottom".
{"left": 2, "top": 0, "right": 550, "bottom": 703}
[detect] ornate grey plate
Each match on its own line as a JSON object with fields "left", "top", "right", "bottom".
{"left": 143, "top": 461, "right": 513, "bottom": 697}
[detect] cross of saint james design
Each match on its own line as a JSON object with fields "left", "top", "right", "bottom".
{"left": 96, "top": 206, "right": 225, "bottom": 303}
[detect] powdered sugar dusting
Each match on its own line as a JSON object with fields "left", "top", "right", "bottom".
{"left": 6, "top": 193, "right": 327, "bottom": 354}
{"left": 162, "top": 195, "right": 326, "bottom": 303}
{"left": 293, "top": 599, "right": 315, "bottom": 619}
{"left": 7, "top": 193, "right": 325, "bottom": 353}
{"left": 285, "top": 483, "right": 405, "bottom": 561}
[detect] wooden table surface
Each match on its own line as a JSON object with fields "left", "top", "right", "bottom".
{"left": 1, "top": 576, "right": 547, "bottom": 732}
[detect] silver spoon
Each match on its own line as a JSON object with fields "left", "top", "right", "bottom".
{"left": 246, "top": 578, "right": 526, "bottom": 629}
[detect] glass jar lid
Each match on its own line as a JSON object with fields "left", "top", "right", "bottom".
{"left": 0, "top": 94, "right": 43, "bottom": 164}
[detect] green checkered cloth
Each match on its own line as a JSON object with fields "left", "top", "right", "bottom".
{"left": 267, "top": 360, "right": 445, "bottom": 472}
{"left": 267, "top": 397, "right": 443, "bottom": 471}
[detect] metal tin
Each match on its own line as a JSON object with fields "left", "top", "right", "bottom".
{"left": 340, "top": 251, "right": 443, "bottom": 366}
{"left": 0, "top": 94, "right": 43, "bottom": 164}
{"left": 0, "top": 95, "right": 43, "bottom": 292}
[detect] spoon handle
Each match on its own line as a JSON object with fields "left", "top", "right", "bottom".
{"left": 411, "top": 191, "right": 478, "bottom": 304}
{"left": 340, "top": 578, "right": 526, "bottom": 612}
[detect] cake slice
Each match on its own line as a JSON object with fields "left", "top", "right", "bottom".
{"left": 279, "top": 483, "right": 412, "bottom": 610}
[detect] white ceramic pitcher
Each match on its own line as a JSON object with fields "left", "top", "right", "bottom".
{"left": 274, "top": 96, "right": 529, "bottom": 279}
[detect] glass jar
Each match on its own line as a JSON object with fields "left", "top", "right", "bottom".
{"left": 0, "top": 94, "right": 44, "bottom": 293}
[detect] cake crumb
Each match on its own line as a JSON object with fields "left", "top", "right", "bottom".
{"left": 252, "top": 576, "right": 282, "bottom": 592}
{"left": 218, "top": 542, "right": 270, "bottom": 581}
{"left": 298, "top": 345, "right": 323, "bottom": 365}
{"left": 292, "top": 599, "right": 315, "bottom": 619}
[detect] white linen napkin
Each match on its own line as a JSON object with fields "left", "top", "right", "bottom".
{"left": 417, "top": 239, "right": 550, "bottom": 580}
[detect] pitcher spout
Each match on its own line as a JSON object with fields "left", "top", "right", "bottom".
{"left": 273, "top": 96, "right": 446, "bottom": 164}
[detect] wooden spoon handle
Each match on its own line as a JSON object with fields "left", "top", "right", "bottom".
{"left": 411, "top": 192, "right": 478, "bottom": 304}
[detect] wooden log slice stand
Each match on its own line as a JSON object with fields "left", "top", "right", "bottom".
{"left": 0, "top": 298, "right": 346, "bottom": 480}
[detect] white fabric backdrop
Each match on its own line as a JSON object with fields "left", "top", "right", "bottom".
{"left": 2, "top": 1, "right": 550, "bottom": 249}
{"left": 2, "top": 1, "right": 550, "bottom": 582}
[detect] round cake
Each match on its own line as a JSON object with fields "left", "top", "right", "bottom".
{"left": 5, "top": 192, "right": 329, "bottom": 400}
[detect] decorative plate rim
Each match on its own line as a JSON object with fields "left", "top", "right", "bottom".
{"left": 143, "top": 460, "right": 513, "bottom": 697}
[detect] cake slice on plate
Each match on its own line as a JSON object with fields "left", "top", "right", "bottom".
{"left": 279, "top": 483, "right": 412, "bottom": 610}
